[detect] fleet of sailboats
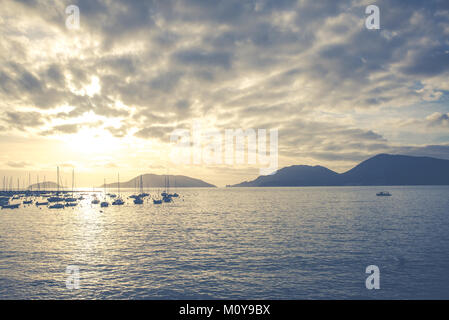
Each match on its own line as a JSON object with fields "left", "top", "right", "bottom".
{"left": 1, "top": 169, "right": 181, "bottom": 210}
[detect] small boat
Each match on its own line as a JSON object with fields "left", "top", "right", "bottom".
{"left": 49, "top": 203, "right": 65, "bottom": 209}
{"left": 91, "top": 199, "right": 100, "bottom": 204}
{"left": 112, "top": 198, "right": 124, "bottom": 205}
{"left": 100, "top": 201, "right": 109, "bottom": 207}
{"left": 376, "top": 191, "right": 392, "bottom": 196}
{"left": 36, "top": 201, "right": 49, "bottom": 206}
{"left": 111, "top": 173, "right": 124, "bottom": 205}
{"left": 48, "top": 196, "right": 64, "bottom": 202}
{"left": 66, "top": 169, "right": 77, "bottom": 204}
{"left": 133, "top": 197, "right": 144, "bottom": 205}
{"left": 153, "top": 199, "right": 162, "bottom": 204}
{"left": 1, "top": 203, "right": 20, "bottom": 209}
{"left": 100, "top": 178, "right": 109, "bottom": 207}
{"left": 23, "top": 199, "right": 33, "bottom": 204}
{"left": 65, "top": 202, "right": 78, "bottom": 207}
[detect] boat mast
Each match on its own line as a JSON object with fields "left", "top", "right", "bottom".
{"left": 140, "top": 175, "right": 143, "bottom": 194}
{"left": 118, "top": 173, "right": 120, "bottom": 197}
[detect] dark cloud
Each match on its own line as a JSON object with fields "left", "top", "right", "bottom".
{"left": 426, "top": 113, "right": 449, "bottom": 128}
{"left": 41, "top": 123, "right": 79, "bottom": 135}
{"left": 173, "top": 49, "right": 232, "bottom": 69}
{"left": 106, "top": 125, "right": 128, "bottom": 138}
{"left": 135, "top": 125, "right": 179, "bottom": 141}
{"left": 2, "top": 0, "right": 449, "bottom": 176}
{"left": 3, "top": 111, "right": 46, "bottom": 130}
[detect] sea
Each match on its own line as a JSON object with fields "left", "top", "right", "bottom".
{"left": 1, "top": 186, "right": 449, "bottom": 299}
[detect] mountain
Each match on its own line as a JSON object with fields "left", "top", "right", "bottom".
{"left": 28, "top": 181, "right": 64, "bottom": 190}
{"left": 234, "top": 165, "right": 340, "bottom": 187}
{"left": 102, "top": 174, "right": 216, "bottom": 189}
{"left": 339, "top": 154, "right": 449, "bottom": 185}
{"left": 231, "top": 154, "right": 449, "bottom": 187}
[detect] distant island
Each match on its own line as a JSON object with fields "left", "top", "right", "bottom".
{"left": 231, "top": 154, "right": 449, "bottom": 187}
{"left": 102, "top": 174, "right": 216, "bottom": 189}
{"left": 27, "top": 181, "right": 64, "bottom": 190}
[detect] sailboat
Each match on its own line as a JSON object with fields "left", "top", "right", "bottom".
{"left": 91, "top": 185, "right": 100, "bottom": 204}
{"left": 133, "top": 175, "right": 145, "bottom": 204}
{"left": 1, "top": 203, "right": 20, "bottom": 209}
{"left": 35, "top": 175, "right": 48, "bottom": 206}
{"left": 152, "top": 186, "right": 163, "bottom": 204}
{"left": 162, "top": 175, "right": 172, "bottom": 202}
{"left": 65, "top": 169, "right": 78, "bottom": 206}
{"left": 48, "top": 167, "right": 64, "bottom": 208}
{"left": 172, "top": 176, "right": 179, "bottom": 197}
{"left": 138, "top": 175, "right": 149, "bottom": 198}
{"left": 112, "top": 173, "right": 124, "bottom": 205}
{"left": 23, "top": 173, "right": 33, "bottom": 204}
{"left": 100, "top": 178, "right": 109, "bottom": 207}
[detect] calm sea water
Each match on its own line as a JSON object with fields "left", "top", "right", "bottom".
{"left": 1, "top": 186, "right": 449, "bottom": 299}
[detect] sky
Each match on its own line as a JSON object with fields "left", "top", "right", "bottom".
{"left": 1, "top": 0, "right": 449, "bottom": 187}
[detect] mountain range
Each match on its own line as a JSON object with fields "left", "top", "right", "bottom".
{"left": 231, "top": 154, "right": 449, "bottom": 187}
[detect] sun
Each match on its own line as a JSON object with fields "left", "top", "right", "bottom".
{"left": 64, "top": 128, "right": 119, "bottom": 156}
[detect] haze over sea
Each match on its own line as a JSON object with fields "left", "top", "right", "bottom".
{"left": 1, "top": 186, "right": 449, "bottom": 299}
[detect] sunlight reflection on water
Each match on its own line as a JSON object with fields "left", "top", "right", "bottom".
{"left": 1, "top": 186, "right": 449, "bottom": 299}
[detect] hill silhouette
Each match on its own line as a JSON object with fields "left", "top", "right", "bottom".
{"left": 102, "top": 174, "right": 216, "bottom": 189}
{"left": 231, "top": 154, "right": 449, "bottom": 187}
{"left": 27, "top": 181, "right": 64, "bottom": 190}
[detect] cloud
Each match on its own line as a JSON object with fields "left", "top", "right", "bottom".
{"left": 2, "top": 0, "right": 449, "bottom": 183}
{"left": 6, "top": 161, "right": 32, "bottom": 168}
{"left": 173, "top": 49, "right": 233, "bottom": 69}
{"left": 41, "top": 123, "right": 79, "bottom": 135}
{"left": 3, "top": 111, "right": 47, "bottom": 130}
{"left": 426, "top": 112, "right": 449, "bottom": 128}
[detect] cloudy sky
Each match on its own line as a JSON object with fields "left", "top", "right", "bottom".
{"left": 1, "top": 0, "right": 449, "bottom": 187}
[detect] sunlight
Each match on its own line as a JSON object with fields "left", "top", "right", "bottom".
{"left": 84, "top": 76, "right": 101, "bottom": 97}
{"left": 64, "top": 128, "right": 119, "bottom": 156}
